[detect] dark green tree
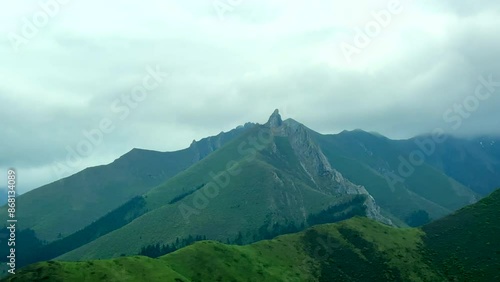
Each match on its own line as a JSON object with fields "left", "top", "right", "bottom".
{"left": 405, "top": 210, "right": 431, "bottom": 227}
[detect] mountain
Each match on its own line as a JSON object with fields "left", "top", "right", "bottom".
{"left": 52, "top": 111, "right": 478, "bottom": 262}
{"left": 410, "top": 135, "right": 500, "bottom": 195}
{"left": 7, "top": 188, "right": 499, "bottom": 281}
{"left": 313, "top": 130, "right": 500, "bottom": 196}
{"left": 0, "top": 124, "right": 252, "bottom": 243}
{"left": 56, "top": 110, "right": 391, "bottom": 260}
{"left": 311, "top": 129, "right": 480, "bottom": 225}
{"left": 2, "top": 110, "right": 497, "bottom": 270}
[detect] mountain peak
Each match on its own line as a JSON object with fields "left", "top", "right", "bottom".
{"left": 267, "top": 109, "right": 282, "bottom": 128}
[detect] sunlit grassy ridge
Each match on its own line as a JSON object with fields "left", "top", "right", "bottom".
{"left": 4, "top": 257, "right": 189, "bottom": 282}
{"left": 6, "top": 217, "right": 434, "bottom": 282}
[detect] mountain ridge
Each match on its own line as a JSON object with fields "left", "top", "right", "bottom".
{"left": 0, "top": 124, "right": 251, "bottom": 242}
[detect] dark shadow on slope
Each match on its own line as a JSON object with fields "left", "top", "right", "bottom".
{"left": 301, "top": 227, "right": 403, "bottom": 281}
{"left": 1, "top": 196, "right": 147, "bottom": 269}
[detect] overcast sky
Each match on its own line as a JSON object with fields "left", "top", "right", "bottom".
{"left": 1, "top": 0, "right": 499, "bottom": 193}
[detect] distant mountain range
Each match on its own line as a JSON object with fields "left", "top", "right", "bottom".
{"left": 5, "top": 186, "right": 500, "bottom": 281}
{"left": 1, "top": 110, "right": 499, "bottom": 274}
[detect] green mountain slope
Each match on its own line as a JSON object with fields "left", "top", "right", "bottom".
{"left": 406, "top": 135, "right": 500, "bottom": 195}
{"left": 0, "top": 196, "right": 149, "bottom": 268}
{"left": 0, "top": 125, "right": 250, "bottom": 243}
{"left": 311, "top": 128, "right": 479, "bottom": 224}
{"left": 422, "top": 188, "right": 500, "bottom": 281}
{"left": 7, "top": 188, "right": 499, "bottom": 281}
{"left": 2, "top": 257, "right": 189, "bottom": 282}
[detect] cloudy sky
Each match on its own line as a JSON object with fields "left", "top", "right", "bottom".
{"left": 1, "top": 0, "right": 499, "bottom": 193}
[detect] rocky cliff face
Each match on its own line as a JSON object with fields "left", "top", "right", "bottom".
{"left": 266, "top": 109, "right": 393, "bottom": 225}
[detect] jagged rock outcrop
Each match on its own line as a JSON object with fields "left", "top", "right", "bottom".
{"left": 266, "top": 109, "right": 393, "bottom": 225}
{"left": 268, "top": 109, "right": 283, "bottom": 128}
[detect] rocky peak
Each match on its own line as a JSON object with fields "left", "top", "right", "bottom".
{"left": 267, "top": 109, "right": 283, "bottom": 128}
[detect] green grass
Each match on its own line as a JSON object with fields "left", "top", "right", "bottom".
{"left": 0, "top": 127, "right": 249, "bottom": 243}
{"left": 1, "top": 217, "right": 439, "bottom": 282}
{"left": 0, "top": 196, "right": 150, "bottom": 271}
{"left": 3, "top": 257, "right": 189, "bottom": 282}
{"left": 8, "top": 187, "right": 500, "bottom": 281}
{"left": 0, "top": 148, "right": 195, "bottom": 242}
{"left": 422, "top": 188, "right": 500, "bottom": 281}
{"left": 312, "top": 129, "right": 478, "bottom": 223}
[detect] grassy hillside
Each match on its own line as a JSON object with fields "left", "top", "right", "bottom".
{"left": 422, "top": 188, "right": 500, "bottom": 281}
{"left": 0, "top": 126, "right": 248, "bottom": 243}
{"left": 2, "top": 257, "right": 189, "bottom": 282}
{"left": 311, "top": 128, "right": 479, "bottom": 223}
{"left": 0, "top": 148, "right": 193, "bottom": 242}
{"left": 3, "top": 217, "right": 440, "bottom": 282}
{"left": 0, "top": 196, "right": 148, "bottom": 268}
{"left": 7, "top": 189, "right": 500, "bottom": 281}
